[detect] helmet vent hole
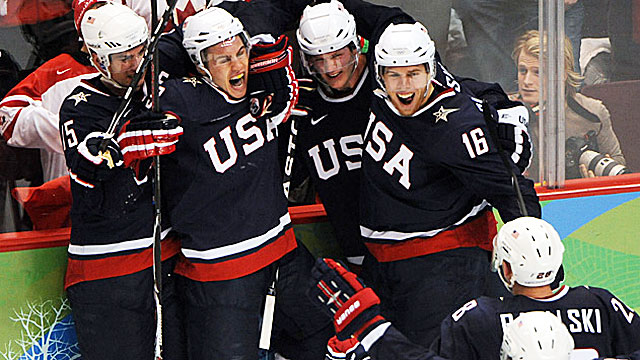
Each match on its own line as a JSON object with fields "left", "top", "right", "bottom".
{"left": 336, "top": 29, "right": 344, "bottom": 37}
{"left": 536, "top": 249, "right": 542, "bottom": 257}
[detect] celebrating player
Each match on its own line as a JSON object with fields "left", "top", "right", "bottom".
{"left": 291, "top": 0, "right": 532, "bottom": 272}
{"left": 433, "top": 216, "right": 640, "bottom": 360}
{"left": 59, "top": 3, "right": 184, "bottom": 359}
{"left": 358, "top": 21, "right": 541, "bottom": 347}
{"left": 155, "top": 7, "right": 327, "bottom": 359}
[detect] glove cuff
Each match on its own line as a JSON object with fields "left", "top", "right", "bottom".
{"left": 334, "top": 287, "right": 384, "bottom": 340}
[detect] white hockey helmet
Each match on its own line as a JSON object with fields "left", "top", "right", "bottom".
{"left": 182, "top": 7, "right": 250, "bottom": 81}
{"left": 374, "top": 22, "right": 436, "bottom": 92}
{"left": 81, "top": 2, "right": 148, "bottom": 79}
{"left": 492, "top": 217, "right": 564, "bottom": 291}
{"left": 500, "top": 311, "right": 574, "bottom": 360}
{"left": 296, "top": 0, "right": 360, "bottom": 75}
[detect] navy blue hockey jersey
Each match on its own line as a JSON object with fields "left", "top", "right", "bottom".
{"left": 59, "top": 75, "right": 179, "bottom": 288}
{"left": 433, "top": 285, "right": 640, "bottom": 360}
{"left": 360, "top": 83, "right": 540, "bottom": 262}
{"left": 159, "top": 77, "right": 296, "bottom": 281}
{"left": 292, "top": 69, "right": 373, "bottom": 261}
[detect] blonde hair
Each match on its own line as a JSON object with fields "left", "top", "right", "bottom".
{"left": 512, "top": 30, "right": 582, "bottom": 97}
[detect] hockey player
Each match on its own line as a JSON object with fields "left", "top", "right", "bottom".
{"left": 308, "top": 258, "right": 575, "bottom": 360}
{"left": 291, "top": 0, "right": 531, "bottom": 270}
{"left": 358, "top": 21, "right": 541, "bottom": 347}
{"left": 156, "top": 7, "right": 319, "bottom": 359}
{"left": 433, "top": 216, "right": 640, "bottom": 360}
{"left": 59, "top": 3, "right": 184, "bottom": 359}
{"left": 291, "top": 0, "right": 374, "bottom": 266}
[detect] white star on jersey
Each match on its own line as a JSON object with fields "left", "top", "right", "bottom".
{"left": 433, "top": 106, "right": 459, "bottom": 123}
{"left": 68, "top": 92, "right": 90, "bottom": 106}
{"left": 183, "top": 77, "right": 201, "bottom": 88}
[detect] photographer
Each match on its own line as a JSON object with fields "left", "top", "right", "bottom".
{"left": 511, "top": 30, "right": 627, "bottom": 179}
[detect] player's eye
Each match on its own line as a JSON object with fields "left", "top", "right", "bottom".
{"left": 237, "top": 47, "right": 247, "bottom": 58}
{"left": 214, "top": 56, "right": 232, "bottom": 66}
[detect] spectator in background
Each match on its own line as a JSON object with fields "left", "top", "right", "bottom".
{"left": 511, "top": 30, "right": 627, "bottom": 179}
{"left": 451, "top": 0, "right": 584, "bottom": 92}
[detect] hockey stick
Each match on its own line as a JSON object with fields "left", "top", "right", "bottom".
{"left": 99, "top": 0, "right": 178, "bottom": 150}
{"left": 481, "top": 100, "right": 528, "bottom": 216}
{"left": 150, "top": 0, "right": 165, "bottom": 359}
{"left": 258, "top": 110, "right": 302, "bottom": 351}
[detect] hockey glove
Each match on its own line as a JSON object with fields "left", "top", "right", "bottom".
{"left": 74, "top": 132, "right": 124, "bottom": 181}
{"left": 309, "top": 258, "right": 386, "bottom": 341}
{"left": 326, "top": 336, "right": 369, "bottom": 360}
{"left": 493, "top": 100, "right": 532, "bottom": 174}
{"left": 248, "top": 34, "right": 299, "bottom": 125}
{"left": 291, "top": 77, "right": 317, "bottom": 118}
{"left": 117, "top": 111, "right": 183, "bottom": 163}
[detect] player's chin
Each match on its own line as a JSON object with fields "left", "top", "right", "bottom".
{"left": 324, "top": 71, "right": 346, "bottom": 88}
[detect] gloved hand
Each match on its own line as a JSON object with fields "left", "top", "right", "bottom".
{"left": 290, "top": 77, "right": 316, "bottom": 118}
{"left": 326, "top": 336, "right": 370, "bottom": 360}
{"left": 117, "top": 111, "right": 183, "bottom": 166}
{"left": 493, "top": 100, "right": 532, "bottom": 174}
{"left": 73, "top": 131, "right": 124, "bottom": 181}
{"left": 309, "top": 258, "right": 386, "bottom": 341}
{"left": 248, "top": 34, "right": 298, "bottom": 124}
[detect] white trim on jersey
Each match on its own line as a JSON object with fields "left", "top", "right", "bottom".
{"left": 318, "top": 67, "right": 370, "bottom": 103}
{"left": 68, "top": 227, "right": 172, "bottom": 256}
{"left": 360, "top": 200, "right": 489, "bottom": 241}
{"left": 181, "top": 213, "right": 291, "bottom": 260}
{"left": 361, "top": 322, "right": 391, "bottom": 352}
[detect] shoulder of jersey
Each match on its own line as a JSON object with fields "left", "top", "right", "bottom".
{"left": 163, "top": 76, "right": 205, "bottom": 91}
{"left": 61, "top": 76, "right": 110, "bottom": 115}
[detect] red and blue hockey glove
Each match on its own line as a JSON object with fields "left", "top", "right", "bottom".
{"left": 73, "top": 131, "right": 124, "bottom": 181}
{"left": 117, "top": 111, "right": 183, "bottom": 164}
{"left": 248, "top": 34, "right": 299, "bottom": 124}
{"left": 309, "top": 258, "right": 387, "bottom": 341}
{"left": 326, "top": 336, "right": 370, "bottom": 360}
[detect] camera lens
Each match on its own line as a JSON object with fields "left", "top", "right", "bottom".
{"left": 579, "top": 150, "right": 629, "bottom": 177}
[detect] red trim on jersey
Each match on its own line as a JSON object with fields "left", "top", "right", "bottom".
{"left": 174, "top": 228, "right": 297, "bottom": 282}
{"left": 64, "top": 235, "right": 181, "bottom": 289}
{"left": 365, "top": 210, "right": 497, "bottom": 262}
{"left": 0, "top": 99, "right": 32, "bottom": 107}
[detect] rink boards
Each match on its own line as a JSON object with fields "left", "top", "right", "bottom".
{"left": 0, "top": 175, "right": 639, "bottom": 357}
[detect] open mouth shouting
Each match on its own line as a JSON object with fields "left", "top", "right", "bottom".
{"left": 229, "top": 72, "right": 245, "bottom": 88}
{"left": 396, "top": 92, "right": 416, "bottom": 105}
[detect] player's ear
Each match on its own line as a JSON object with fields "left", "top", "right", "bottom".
{"left": 502, "top": 261, "right": 513, "bottom": 281}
